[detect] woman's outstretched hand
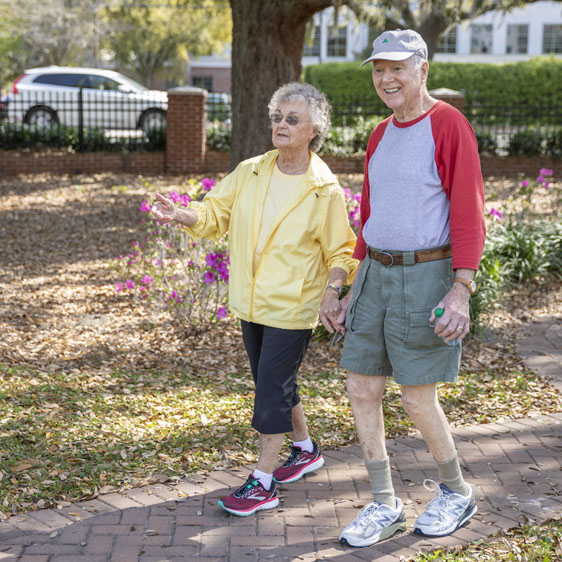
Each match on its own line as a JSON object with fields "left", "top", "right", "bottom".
{"left": 152, "top": 193, "right": 177, "bottom": 224}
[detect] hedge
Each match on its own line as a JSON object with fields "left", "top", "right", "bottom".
{"left": 303, "top": 56, "right": 562, "bottom": 107}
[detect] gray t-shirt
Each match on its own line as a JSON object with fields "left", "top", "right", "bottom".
{"left": 363, "top": 114, "right": 450, "bottom": 251}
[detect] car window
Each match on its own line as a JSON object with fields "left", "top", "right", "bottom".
{"left": 88, "top": 75, "right": 120, "bottom": 91}
{"left": 32, "top": 73, "right": 91, "bottom": 88}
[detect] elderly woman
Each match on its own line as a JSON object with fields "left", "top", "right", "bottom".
{"left": 152, "top": 82, "right": 357, "bottom": 516}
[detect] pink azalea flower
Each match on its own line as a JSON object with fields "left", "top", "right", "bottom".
{"left": 205, "top": 253, "right": 217, "bottom": 267}
{"left": 490, "top": 208, "right": 503, "bottom": 221}
{"left": 544, "top": 181, "right": 550, "bottom": 189}
{"left": 115, "top": 282, "right": 123, "bottom": 292}
{"left": 204, "top": 271, "right": 216, "bottom": 284}
{"left": 539, "top": 168, "right": 553, "bottom": 176}
{"left": 141, "top": 274, "right": 153, "bottom": 286}
{"left": 217, "top": 306, "right": 228, "bottom": 319}
{"left": 181, "top": 194, "right": 191, "bottom": 207}
{"left": 169, "top": 191, "right": 181, "bottom": 203}
{"left": 201, "top": 178, "right": 215, "bottom": 191}
{"left": 520, "top": 179, "right": 529, "bottom": 188}
{"left": 537, "top": 175, "right": 544, "bottom": 184}
{"left": 139, "top": 201, "right": 152, "bottom": 213}
{"left": 342, "top": 188, "right": 351, "bottom": 199}
{"left": 125, "top": 279, "right": 135, "bottom": 289}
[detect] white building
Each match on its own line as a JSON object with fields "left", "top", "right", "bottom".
{"left": 188, "top": 2, "right": 562, "bottom": 93}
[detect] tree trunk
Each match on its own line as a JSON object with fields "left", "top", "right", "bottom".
{"left": 229, "top": 0, "right": 336, "bottom": 168}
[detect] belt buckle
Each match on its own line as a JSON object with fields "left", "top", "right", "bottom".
{"left": 379, "top": 251, "right": 394, "bottom": 267}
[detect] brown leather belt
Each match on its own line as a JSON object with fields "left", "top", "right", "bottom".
{"left": 368, "top": 244, "right": 452, "bottom": 266}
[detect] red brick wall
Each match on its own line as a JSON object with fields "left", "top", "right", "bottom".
{"left": 0, "top": 151, "right": 557, "bottom": 179}
{"left": 0, "top": 150, "right": 165, "bottom": 176}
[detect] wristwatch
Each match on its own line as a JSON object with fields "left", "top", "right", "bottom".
{"left": 453, "top": 276, "right": 477, "bottom": 295}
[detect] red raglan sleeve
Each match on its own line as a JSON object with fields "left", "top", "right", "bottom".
{"left": 431, "top": 104, "right": 486, "bottom": 271}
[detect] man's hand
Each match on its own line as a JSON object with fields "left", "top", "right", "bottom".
{"left": 431, "top": 283, "right": 470, "bottom": 343}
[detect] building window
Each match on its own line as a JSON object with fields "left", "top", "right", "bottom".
{"left": 506, "top": 24, "right": 528, "bottom": 54}
{"left": 327, "top": 26, "right": 347, "bottom": 57}
{"left": 543, "top": 24, "right": 562, "bottom": 54}
{"left": 192, "top": 76, "right": 213, "bottom": 91}
{"left": 471, "top": 24, "right": 493, "bottom": 54}
{"left": 437, "top": 26, "right": 457, "bottom": 54}
{"left": 303, "top": 25, "right": 321, "bottom": 56}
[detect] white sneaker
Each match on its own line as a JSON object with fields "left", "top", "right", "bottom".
{"left": 339, "top": 498, "right": 406, "bottom": 548}
{"left": 414, "top": 479, "right": 477, "bottom": 537}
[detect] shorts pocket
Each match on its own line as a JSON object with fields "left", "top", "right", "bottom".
{"left": 404, "top": 309, "right": 442, "bottom": 348}
{"left": 345, "top": 259, "right": 369, "bottom": 333}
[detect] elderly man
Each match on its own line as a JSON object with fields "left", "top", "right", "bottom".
{"left": 337, "top": 30, "right": 485, "bottom": 547}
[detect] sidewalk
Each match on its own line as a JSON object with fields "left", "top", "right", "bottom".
{"left": 1, "top": 317, "right": 561, "bottom": 562}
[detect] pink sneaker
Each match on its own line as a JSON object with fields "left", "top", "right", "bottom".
{"left": 273, "top": 442, "right": 324, "bottom": 484}
{"left": 218, "top": 475, "right": 279, "bottom": 516}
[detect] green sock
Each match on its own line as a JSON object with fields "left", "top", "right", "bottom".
{"left": 436, "top": 455, "right": 469, "bottom": 496}
{"left": 365, "top": 457, "right": 396, "bottom": 509}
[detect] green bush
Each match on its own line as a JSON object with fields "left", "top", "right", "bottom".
{"left": 546, "top": 129, "right": 562, "bottom": 159}
{"left": 507, "top": 128, "right": 545, "bottom": 157}
{"left": 475, "top": 131, "right": 498, "bottom": 156}
{"left": 472, "top": 220, "right": 562, "bottom": 329}
{"left": 206, "top": 122, "right": 232, "bottom": 151}
{"left": 303, "top": 56, "right": 562, "bottom": 107}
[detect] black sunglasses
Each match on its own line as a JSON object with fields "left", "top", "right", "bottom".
{"left": 271, "top": 114, "right": 307, "bottom": 126}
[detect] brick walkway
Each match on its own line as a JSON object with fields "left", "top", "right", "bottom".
{"left": 1, "top": 317, "right": 561, "bottom": 562}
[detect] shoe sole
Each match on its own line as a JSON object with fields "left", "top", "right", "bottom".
{"left": 413, "top": 500, "right": 477, "bottom": 537}
{"left": 339, "top": 518, "right": 407, "bottom": 548}
{"left": 218, "top": 497, "right": 279, "bottom": 517}
{"left": 273, "top": 456, "right": 324, "bottom": 484}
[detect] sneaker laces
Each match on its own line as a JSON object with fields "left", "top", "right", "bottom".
{"left": 421, "top": 479, "right": 456, "bottom": 515}
{"left": 282, "top": 446, "right": 303, "bottom": 467}
{"left": 356, "top": 502, "right": 388, "bottom": 530}
{"left": 233, "top": 476, "right": 261, "bottom": 498}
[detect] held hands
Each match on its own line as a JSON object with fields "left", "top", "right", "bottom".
{"left": 430, "top": 283, "right": 470, "bottom": 343}
{"left": 152, "top": 193, "right": 177, "bottom": 224}
{"left": 319, "top": 290, "right": 343, "bottom": 334}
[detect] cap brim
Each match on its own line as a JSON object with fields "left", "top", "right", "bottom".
{"left": 359, "top": 52, "right": 415, "bottom": 67}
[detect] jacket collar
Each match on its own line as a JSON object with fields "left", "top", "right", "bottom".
{"left": 253, "top": 150, "right": 338, "bottom": 190}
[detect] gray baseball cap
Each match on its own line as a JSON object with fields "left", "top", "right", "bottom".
{"left": 360, "top": 29, "right": 428, "bottom": 67}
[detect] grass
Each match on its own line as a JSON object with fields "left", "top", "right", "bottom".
{"left": 1, "top": 361, "right": 559, "bottom": 515}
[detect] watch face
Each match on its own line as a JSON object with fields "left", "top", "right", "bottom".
{"left": 470, "top": 281, "right": 477, "bottom": 293}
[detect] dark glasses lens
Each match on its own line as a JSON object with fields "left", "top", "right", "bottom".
{"left": 271, "top": 114, "right": 300, "bottom": 126}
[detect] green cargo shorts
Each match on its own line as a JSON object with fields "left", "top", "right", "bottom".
{"left": 340, "top": 253, "right": 461, "bottom": 385}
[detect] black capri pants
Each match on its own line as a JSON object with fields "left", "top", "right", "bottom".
{"left": 240, "top": 320, "right": 312, "bottom": 434}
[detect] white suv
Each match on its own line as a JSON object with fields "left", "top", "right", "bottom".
{"left": 3, "top": 66, "right": 168, "bottom": 132}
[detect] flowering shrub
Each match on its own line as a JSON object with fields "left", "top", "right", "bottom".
{"left": 489, "top": 167, "right": 555, "bottom": 222}
{"left": 115, "top": 178, "right": 230, "bottom": 328}
{"left": 115, "top": 178, "right": 362, "bottom": 332}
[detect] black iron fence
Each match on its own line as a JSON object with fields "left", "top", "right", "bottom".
{"left": 1, "top": 90, "right": 560, "bottom": 158}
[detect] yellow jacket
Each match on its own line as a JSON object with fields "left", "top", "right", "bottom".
{"left": 186, "top": 150, "right": 357, "bottom": 329}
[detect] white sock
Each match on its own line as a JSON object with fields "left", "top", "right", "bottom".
{"left": 252, "top": 469, "right": 273, "bottom": 490}
{"left": 293, "top": 437, "right": 314, "bottom": 453}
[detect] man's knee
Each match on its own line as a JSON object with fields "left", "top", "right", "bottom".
{"left": 346, "top": 372, "right": 384, "bottom": 403}
{"left": 401, "top": 385, "right": 438, "bottom": 418}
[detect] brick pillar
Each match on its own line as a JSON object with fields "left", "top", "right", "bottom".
{"left": 166, "top": 86, "right": 207, "bottom": 173}
{"left": 429, "top": 88, "right": 464, "bottom": 112}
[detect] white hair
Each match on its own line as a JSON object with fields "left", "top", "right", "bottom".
{"left": 268, "top": 82, "right": 331, "bottom": 152}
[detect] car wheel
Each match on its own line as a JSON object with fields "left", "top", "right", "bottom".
{"left": 25, "top": 106, "right": 59, "bottom": 127}
{"left": 139, "top": 109, "right": 166, "bottom": 133}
